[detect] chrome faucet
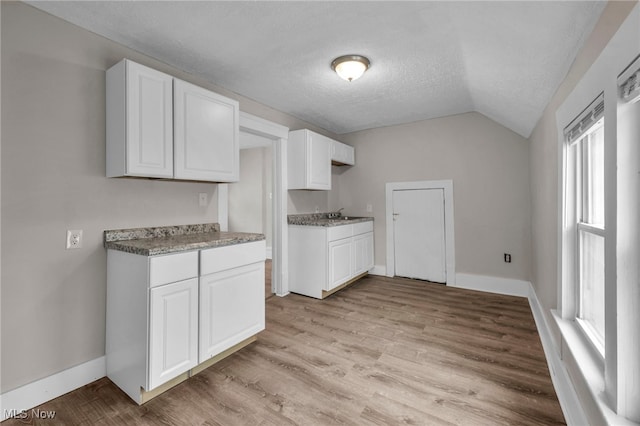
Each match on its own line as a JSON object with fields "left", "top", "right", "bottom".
{"left": 329, "top": 208, "right": 344, "bottom": 218}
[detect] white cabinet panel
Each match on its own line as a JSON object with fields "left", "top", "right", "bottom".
{"left": 200, "top": 241, "right": 265, "bottom": 276}
{"left": 328, "top": 238, "right": 353, "bottom": 290}
{"left": 287, "top": 129, "right": 331, "bottom": 190}
{"left": 308, "top": 133, "right": 332, "bottom": 189}
{"left": 353, "top": 232, "right": 374, "bottom": 276}
{"left": 174, "top": 80, "right": 239, "bottom": 182}
{"left": 149, "top": 251, "right": 198, "bottom": 288}
{"left": 148, "top": 278, "right": 198, "bottom": 390}
{"left": 327, "top": 224, "right": 353, "bottom": 241}
{"left": 353, "top": 221, "right": 374, "bottom": 236}
{"left": 331, "top": 140, "right": 355, "bottom": 166}
{"left": 199, "top": 262, "right": 265, "bottom": 362}
{"left": 107, "top": 59, "right": 174, "bottom": 178}
{"left": 107, "top": 59, "right": 239, "bottom": 182}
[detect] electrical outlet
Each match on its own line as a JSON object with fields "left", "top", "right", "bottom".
{"left": 199, "top": 192, "right": 208, "bottom": 207}
{"left": 504, "top": 253, "right": 512, "bottom": 263}
{"left": 315, "top": 206, "right": 320, "bottom": 213}
{"left": 66, "top": 230, "right": 83, "bottom": 249}
{"left": 366, "top": 203, "right": 373, "bottom": 213}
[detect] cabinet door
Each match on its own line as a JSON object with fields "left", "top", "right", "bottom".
{"left": 353, "top": 232, "right": 374, "bottom": 276}
{"left": 174, "top": 79, "right": 239, "bottom": 182}
{"left": 125, "top": 61, "right": 174, "bottom": 178}
{"left": 148, "top": 278, "right": 198, "bottom": 390}
{"left": 327, "top": 237, "right": 352, "bottom": 290}
{"left": 199, "top": 262, "right": 265, "bottom": 362}
{"left": 331, "top": 141, "right": 355, "bottom": 166}
{"left": 307, "top": 133, "right": 331, "bottom": 190}
{"left": 342, "top": 144, "right": 355, "bottom": 165}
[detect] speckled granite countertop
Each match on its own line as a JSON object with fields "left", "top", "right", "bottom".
{"left": 104, "top": 223, "right": 264, "bottom": 256}
{"left": 288, "top": 213, "right": 373, "bottom": 227}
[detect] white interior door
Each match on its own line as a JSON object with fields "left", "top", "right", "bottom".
{"left": 393, "top": 189, "right": 446, "bottom": 282}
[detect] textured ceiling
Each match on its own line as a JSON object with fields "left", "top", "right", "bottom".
{"left": 27, "top": 1, "right": 606, "bottom": 137}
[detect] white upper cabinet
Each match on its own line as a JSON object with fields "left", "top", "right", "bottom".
{"left": 331, "top": 140, "right": 355, "bottom": 166}
{"left": 174, "top": 80, "right": 239, "bottom": 182}
{"left": 107, "top": 60, "right": 174, "bottom": 178}
{"left": 287, "top": 129, "right": 332, "bottom": 190}
{"left": 106, "top": 59, "right": 239, "bottom": 182}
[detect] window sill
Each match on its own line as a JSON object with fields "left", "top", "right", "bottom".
{"left": 552, "top": 311, "right": 634, "bottom": 425}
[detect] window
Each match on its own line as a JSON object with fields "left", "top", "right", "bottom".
{"left": 576, "top": 119, "right": 605, "bottom": 350}
{"left": 564, "top": 94, "right": 605, "bottom": 355}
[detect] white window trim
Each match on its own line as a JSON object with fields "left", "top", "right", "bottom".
{"left": 571, "top": 121, "right": 607, "bottom": 357}
{"left": 554, "top": 4, "right": 640, "bottom": 422}
{"left": 560, "top": 118, "right": 606, "bottom": 361}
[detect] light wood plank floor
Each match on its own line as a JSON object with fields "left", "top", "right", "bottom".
{"left": 2, "top": 275, "right": 565, "bottom": 425}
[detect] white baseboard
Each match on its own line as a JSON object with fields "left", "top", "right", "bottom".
{"left": 527, "top": 286, "right": 587, "bottom": 425}
{"left": 266, "top": 246, "right": 272, "bottom": 260}
{"left": 0, "top": 356, "right": 106, "bottom": 421}
{"left": 452, "top": 273, "right": 530, "bottom": 297}
{"left": 369, "top": 265, "right": 386, "bottom": 276}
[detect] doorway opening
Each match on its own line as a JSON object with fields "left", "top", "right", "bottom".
{"left": 385, "top": 180, "right": 456, "bottom": 286}
{"left": 228, "top": 139, "right": 274, "bottom": 298}
{"left": 218, "top": 112, "right": 289, "bottom": 297}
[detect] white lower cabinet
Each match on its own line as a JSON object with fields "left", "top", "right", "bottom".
{"left": 328, "top": 238, "right": 353, "bottom": 290}
{"left": 106, "top": 240, "right": 265, "bottom": 404}
{"left": 289, "top": 221, "right": 374, "bottom": 299}
{"left": 200, "top": 262, "right": 265, "bottom": 362}
{"left": 353, "top": 232, "right": 374, "bottom": 276}
{"left": 148, "top": 278, "right": 198, "bottom": 390}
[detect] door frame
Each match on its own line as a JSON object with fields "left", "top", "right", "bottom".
{"left": 218, "top": 112, "right": 289, "bottom": 296}
{"left": 385, "top": 180, "right": 456, "bottom": 286}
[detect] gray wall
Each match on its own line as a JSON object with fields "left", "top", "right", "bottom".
{"left": 228, "top": 147, "right": 273, "bottom": 249}
{"left": 0, "top": 1, "right": 335, "bottom": 393}
{"left": 339, "top": 112, "right": 532, "bottom": 281}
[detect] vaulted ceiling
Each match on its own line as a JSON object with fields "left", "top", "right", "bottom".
{"left": 27, "top": 1, "right": 606, "bottom": 137}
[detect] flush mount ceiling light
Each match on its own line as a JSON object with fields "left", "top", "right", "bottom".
{"left": 331, "top": 55, "right": 370, "bottom": 82}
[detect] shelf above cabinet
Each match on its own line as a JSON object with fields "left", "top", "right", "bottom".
{"left": 331, "top": 140, "right": 355, "bottom": 166}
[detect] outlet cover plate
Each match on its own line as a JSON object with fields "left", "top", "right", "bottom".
{"left": 66, "top": 230, "right": 83, "bottom": 249}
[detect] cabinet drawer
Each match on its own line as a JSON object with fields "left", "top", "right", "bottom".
{"left": 149, "top": 251, "right": 198, "bottom": 288}
{"left": 200, "top": 240, "right": 266, "bottom": 275}
{"left": 327, "top": 224, "right": 353, "bottom": 241}
{"left": 353, "top": 221, "right": 373, "bottom": 235}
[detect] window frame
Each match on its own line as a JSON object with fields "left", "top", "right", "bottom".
{"left": 564, "top": 111, "right": 606, "bottom": 361}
